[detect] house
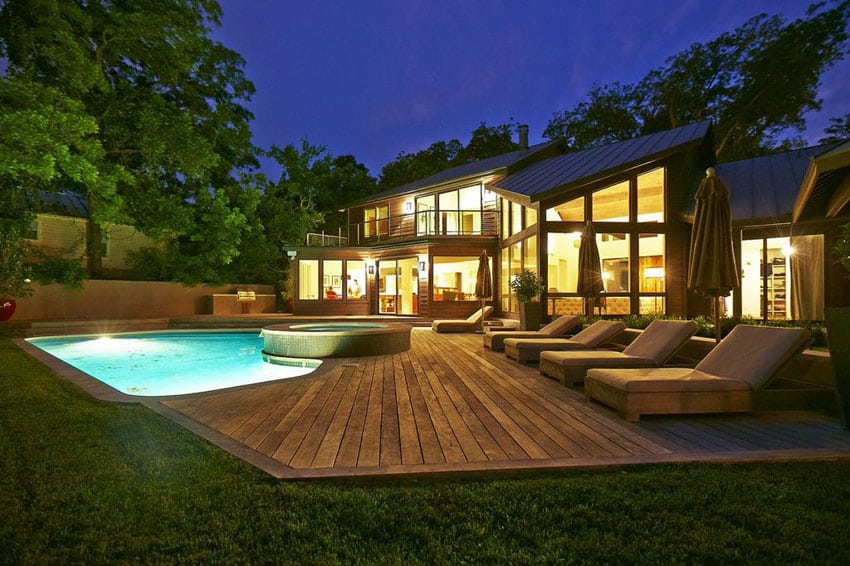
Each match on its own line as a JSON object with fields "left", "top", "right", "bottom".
{"left": 286, "top": 122, "right": 850, "bottom": 322}
{"left": 26, "top": 191, "right": 156, "bottom": 278}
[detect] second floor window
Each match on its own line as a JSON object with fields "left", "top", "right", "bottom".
{"left": 364, "top": 205, "right": 389, "bottom": 238}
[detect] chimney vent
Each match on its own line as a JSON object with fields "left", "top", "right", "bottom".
{"left": 518, "top": 124, "right": 529, "bottom": 149}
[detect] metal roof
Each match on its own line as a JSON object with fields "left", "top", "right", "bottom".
{"left": 33, "top": 190, "right": 89, "bottom": 218}
{"left": 347, "top": 140, "right": 562, "bottom": 206}
{"left": 490, "top": 120, "right": 712, "bottom": 201}
{"left": 714, "top": 145, "right": 827, "bottom": 223}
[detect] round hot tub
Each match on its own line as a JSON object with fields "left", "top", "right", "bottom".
{"left": 260, "top": 322, "right": 411, "bottom": 358}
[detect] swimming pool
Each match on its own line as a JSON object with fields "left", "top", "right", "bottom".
{"left": 27, "top": 331, "right": 321, "bottom": 397}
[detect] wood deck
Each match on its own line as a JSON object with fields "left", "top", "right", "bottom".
{"left": 160, "top": 328, "right": 850, "bottom": 479}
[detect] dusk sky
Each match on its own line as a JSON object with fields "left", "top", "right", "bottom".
{"left": 213, "top": 0, "right": 849, "bottom": 178}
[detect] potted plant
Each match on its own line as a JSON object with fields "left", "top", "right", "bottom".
{"left": 827, "top": 222, "right": 850, "bottom": 429}
{"left": 0, "top": 226, "right": 33, "bottom": 322}
{"left": 510, "top": 269, "right": 543, "bottom": 330}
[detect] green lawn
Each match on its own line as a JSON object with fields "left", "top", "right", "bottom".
{"left": 3, "top": 337, "right": 850, "bottom": 564}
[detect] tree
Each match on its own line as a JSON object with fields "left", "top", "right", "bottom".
{"left": 545, "top": 2, "right": 850, "bottom": 161}
{"left": 378, "top": 122, "right": 519, "bottom": 189}
{"left": 820, "top": 114, "right": 850, "bottom": 144}
{"left": 0, "top": 0, "right": 259, "bottom": 281}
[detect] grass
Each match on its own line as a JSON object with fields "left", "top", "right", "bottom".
{"left": 3, "top": 337, "right": 850, "bottom": 564}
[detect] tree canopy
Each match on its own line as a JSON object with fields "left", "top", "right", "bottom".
{"left": 544, "top": 1, "right": 850, "bottom": 162}
{"left": 0, "top": 0, "right": 260, "bottom": 283}
{"left": 378, "top": 122, "right": 518, "bottom": 190}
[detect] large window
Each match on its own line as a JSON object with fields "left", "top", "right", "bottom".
{"left": 433, "top": 256, "right": 490, "bottom": 302}
{"left": 416, "top": 195, "right": 436, "bottom": 236}
{"left": 298, "top": 260, "right": 319, "bottom": 300}
{"left": 546, "top": 196, "right": 584, "bottom": 222}
{"left": 364, "top": 205, "right": 389, "bottom": 238}
{"left": 637, "top": 168, "right": 664, "bottom": 222}
{"left": 547, "top": 231, "right": 581, "bottom": 293}
{"left": 501, "top": 236, "right": 537, "bottom": 313}
{"left": 638, "top": 234, "right": 665, "bottom": 314}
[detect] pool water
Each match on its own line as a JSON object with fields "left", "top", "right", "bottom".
{"left": 27, "top": 331, "right": 320, "bottom": 397}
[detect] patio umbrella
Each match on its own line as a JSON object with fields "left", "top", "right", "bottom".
{"left": 577, "top": 222, "right": 604, "bottom": 317}
{"left": 688, "top": 167, "right": 740, "bottom": 342}
{"left": 475, "top": 250, "right": 492, "bottom": 325}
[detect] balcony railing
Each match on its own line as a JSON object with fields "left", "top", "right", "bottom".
{"left": 306, "top": 209, "right": 498, "bottom": 246}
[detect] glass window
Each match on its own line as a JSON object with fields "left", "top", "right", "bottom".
{"left": 547, "top": 231, "right": 581, "bottom": 293}
{"left": 524, "top": 235, "right": 537, "bottom": 275}
{"left": 459, "top": 186, "right": 482, "bottom": 234}
{"left": 346, "top": 260, "right": 366, "bottom": 300}
{"left": 298, "top": 260, "right": 319, "bottom": 300}
{"left": 416, "top": 195, "right": 436, "bottom": 236}
{"left": 599, "top": 232, "right": 630, "bottom": 292}
{"left": 439, "top": 191, "right": 459, "bottom": 235}
{"left": 323, "top": 260, "right": 343, "bottom": 300}
{"left": 741, "top": 237, "right": 802, "bottom": 321}
{"left": 639, "top": 234, "right": 665, "bottom": 314}
{"left": 511, "top": 201, "right": 523, "bottom": 235}
{"left": 546, "top": 197, "right": 584, "bottom": 222}
{"left": 510, "top": 241, "right": 523, "bottom": 313}
{"left": 377, "top": 205, "right": 389, "bottom": 236}
{"left": 525, "top": 206, "right": 537, "bottom": 229}
{"left": 501, "top": 247, "right": 510, "bottom": 311}
{"left": 637, "top": 168, "right": 664, "bottom": 222}
{"left": 593, "top": 180, "right": 629, "bottom": 222}
{"left": 501, "top": 197, "right": 510, "bottom": 239}
{"left": 432, "top": 256, "right": 488, "bottom": 301}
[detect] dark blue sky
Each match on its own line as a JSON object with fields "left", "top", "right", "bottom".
{"left": 213, "top": 0, "right": 849, "bottom": 177}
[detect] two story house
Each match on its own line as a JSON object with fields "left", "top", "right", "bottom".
{"left": 286, "top": 121, "right": 850, "bottom": 322}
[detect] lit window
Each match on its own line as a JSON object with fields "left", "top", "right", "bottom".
{"left": 511, "top": 201, "right": 523, "bottom": 235}
{"left": 637, "top": 168, "right": 664, "bottom": 222}
{"left": 593, "top": 180, "right": 629, "bottom": 222}
{"left": 322, "top": 260, "right": 343, "bottom": 300}
{"left": 547, "top": 232, "right": 581, "bottom": 292}
{"left": 525, "top": 206, "right": 537, "bottom": 229}
{"left": 298, "top": 260, "right": 319, "bottom": 300}
{"left": 439, "top": 191, "right": 459, "bottom": 235}
{"left": 546, "top": 197, "right": 584, "bottom": 222}
{"left": 599, "top": 232, "right": 630, "bottom": 292}
{"left": 416, "top": 195, "right": 436, "bottom": 236}
{"left": 346, "top": 260, "right": 366, "bottom": 300}
{"left": 432, "top": 256, "right": 489, "bottom": 301}
{"left": 639, "top": 234, "right": 665, "bottom": 314}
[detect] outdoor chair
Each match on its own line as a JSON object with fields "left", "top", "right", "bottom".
{"left": 504, "top": 320, "right": 626, "bottom": 363}
{"left": 539, "top": 319, "right": 699, "bottom": 386}
{"left": 584, "top": 324, "right": 815, "bottom": 421}
{"left": 431, "top": 306, "right": 494, "bottom": 333}
{"left": 483, "top": 315, "right": 581, "bottom": 351}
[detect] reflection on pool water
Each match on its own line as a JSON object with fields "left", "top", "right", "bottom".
{"left": 27, "top": 331, "right": 320, "bottom": 397}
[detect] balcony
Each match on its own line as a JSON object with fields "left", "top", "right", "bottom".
{"left": 306, "top": 209, "right": 499, "bottom": 247}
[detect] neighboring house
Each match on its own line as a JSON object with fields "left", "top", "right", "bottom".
{"left": 286, "top": 122, "right": 850, "bottom": 321}
{"left": 26, "top": 191, "right": 156, "bottom": 277}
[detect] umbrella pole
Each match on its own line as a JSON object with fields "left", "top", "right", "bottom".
{"left": 714, "top": 296, "right": 722, "bottom": 343}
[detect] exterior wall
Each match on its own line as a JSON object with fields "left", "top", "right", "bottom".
{"left": 13, "top": 280, "right": 275, "bottom": 321}
{"left": 29, "top": 213, "right": 157, "bottom": 274}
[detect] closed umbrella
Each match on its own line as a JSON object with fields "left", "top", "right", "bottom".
{"left": 577, "top": 222, "right": 604, "bottom": 317}
{"left": 475, "top": 250, "right": 492, "bottom": 326}
{"left": 688, "top": 167, "right": 740, "bottom": 342}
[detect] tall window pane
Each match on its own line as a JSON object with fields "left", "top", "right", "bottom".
{"left": 639, "top": 234, "right": 665, "bottom": 314}
{"left": 511, "top": 201, "right": 523, "bottom": 235}
{"left": 510, "top": 240, "right": 522, "bottom": 313}
{"left": 524, "top": 235, "right": 537, "bottom": 274}
{"left": 593, "top": 181, "right": 629, "bottom": 222}
{"left": 501, "top": 246, "right": 510, "bottom": 311}
{"left": 323, "top": 260, "right": 343, "bottom": 300}
{"left": 459, "top": 186, "right": 481, "bottom": 234}
{"left": 547, "top": 231, "right": 581, "bottom": 292}
{"left": 439, "top": 191, "right": 459, "bottom": 235}
{"left": 433, "top": 256, "right": 487, "bottom": 301}
{"left": 501, "top": 198, "right": 510, "bottom": 239}
{"left": 298, "top": 260, "right": 319, "bottom": 300}
{"left": 525, "top": 206, "right": 537, "bottom": 229}
{"left": 599, "top": 232, "right": 630, "bottom": 293}
{"left": 346, "top": 260, "right": 366, "bottom": 300}
{"left": 637, "top": 168, "right": 664, "bottom": 222}
{"left": 416, "top": 195, "right": 436, "bottom": 236}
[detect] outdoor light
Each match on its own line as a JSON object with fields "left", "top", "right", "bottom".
{"left": 404, "top": 200, "right": 414, "bottom": 213}
{"left": 782, "top": 244, "right": 795, "bottom": 257}
{"left": 419, "top": 261, "right": 426, "bottom": 272}
{"left": 286, "top": 250, "right": 297, "bottom": 258}
{"left": 368, "top": 265, "right": 375, "bottom": 275}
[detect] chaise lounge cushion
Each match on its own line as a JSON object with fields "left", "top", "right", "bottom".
{"left": 585, "top": 367, "right": 750, "bottom": 393}
{"left": 432, "top": 306, "right": 493, "bottom": 333}
{"left": 540, "top": 320, "right": 699, "bottom": 384}
{"left": 503, "top": 320, "right": 626, "bottom": 361}
{"left": 483, "top": 315, "right": 580, "bottom": 350}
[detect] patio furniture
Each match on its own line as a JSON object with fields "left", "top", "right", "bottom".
{"left": 504, "top": 320, "right": 626, "bottom": 363}
{"left": 539, "top": 319, "right": 699, "bottom": 386}
{"left": 431, "top": 306, "right": 494, "bottom": 333}
{"left": 483, "top": 315, "right": 581, "bottom": 351}
{"left": 584, "top": 324, "right": 816, "bottom": 421}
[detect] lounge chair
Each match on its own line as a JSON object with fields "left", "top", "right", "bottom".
{"left": 431, "top": 306, "right": 494, "bottom": 333}
{"left": 504, "top": 320, "right": 626, "bottom": 363}
{"left": 483, "top": 315, "right": 581, "bottom": 351}
{"left": 539, "top": 319, "right": 699, "bottom": 386}
{"left": 584, "top": 325, "right": 815, "bottom": 421}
